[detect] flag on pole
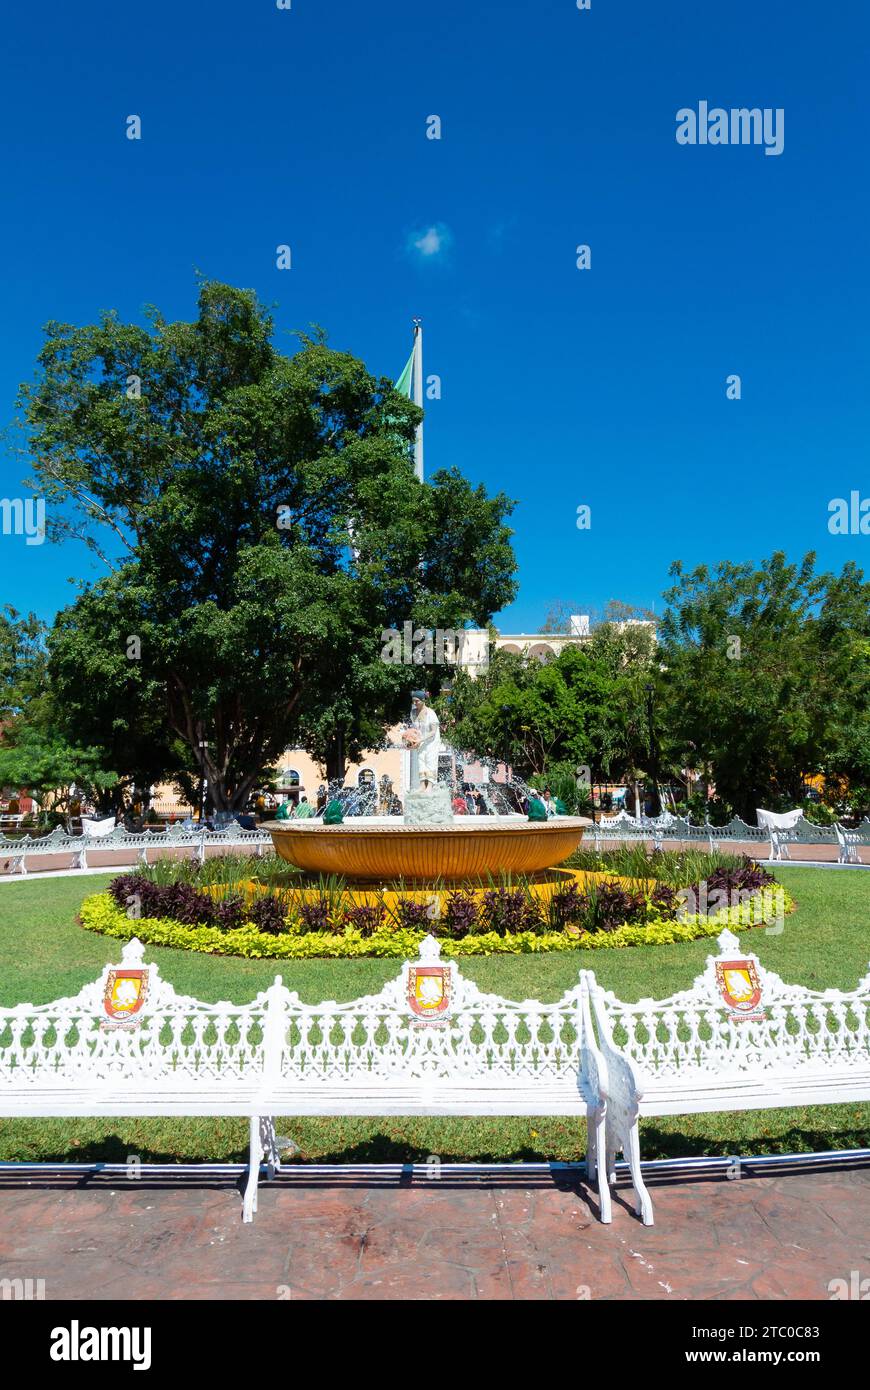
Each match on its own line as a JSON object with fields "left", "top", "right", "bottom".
{"left": 394, "top": 322, "right": 424, "bottom": 481}
{"left": 394, "top": 346, "right": 415, "bottom": 399}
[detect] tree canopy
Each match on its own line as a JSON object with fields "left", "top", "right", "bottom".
{"left": 17, "top": 281, "right": 518, "bottom": 809}
{"left": 6, "top": 283, "right": 868, "bottom": 825}
{"left": 658, "top": 552, "right": 870, "bottom": 820}
{"left": 439, "top": 624, "right": 659, "bottom": 788}
{"left": 445, "top": 558, "right": 869, "bottom": 825}
{"left": 0, "top": 606, "right": 119, "bottom": 818}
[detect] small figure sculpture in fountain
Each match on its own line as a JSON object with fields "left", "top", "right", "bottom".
{"left": 409, "top": 690, "right": 441, "bottom": 794}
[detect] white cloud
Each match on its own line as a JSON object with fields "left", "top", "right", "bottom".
{"left": 407, "top": 223, "right": 453, "bottom": 262}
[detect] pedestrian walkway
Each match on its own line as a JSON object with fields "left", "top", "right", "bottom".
{"left": 1, "top": 1164, "right": 866, "bottom": 1300}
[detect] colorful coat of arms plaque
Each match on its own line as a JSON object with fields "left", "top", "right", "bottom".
{"left": 407, "top": 964, "right": 452, "bottom": 1020}
{"left": 715, "top": 958, "right": 763, "bottom": 1017}
{"left": 103, "top": 967, "right": 149, "bottom": 1024}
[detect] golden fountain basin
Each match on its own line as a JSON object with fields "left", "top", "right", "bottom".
{"left": 263, "top": 817, "right": 589, "bottom": 883}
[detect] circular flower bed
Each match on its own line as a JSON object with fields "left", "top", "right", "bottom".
{"left": 77, "top": 861, "right": 793, "bottom": 959}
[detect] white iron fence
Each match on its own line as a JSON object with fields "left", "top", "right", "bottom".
{"left": 590, "top": 811, "right": 870, "bottom": 862}
{"left": 0, "top": 813, "right": 867, "bottom": 876}
{"left": 0, "top": 823, "right": 272, "bottom": 875}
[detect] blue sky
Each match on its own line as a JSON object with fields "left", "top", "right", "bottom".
{"left": 1, "top": 0, "right": 867, "bottom": 630}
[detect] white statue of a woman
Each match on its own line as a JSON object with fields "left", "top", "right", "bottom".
{"left": 410, "top": 690, "right": 441, "bottom": 793}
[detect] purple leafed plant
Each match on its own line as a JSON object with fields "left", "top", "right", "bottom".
{"left": 342, "top": 903, "right": 386, "bottom": 936}
{"left": 108, "top": 872, "right": 218, "bottom": 926}
{"left": 687, "top": 858, "right": 775, "bottom": 914}
{"left": 583, "top": 882, "right": 649, "bottom": 932}
{"left": 247, "top": 895, "right": 289, "bottom": 935}
{"left": 482, "top": 888, "right": 543, "bottom": 935}
{"left": 649, "top": 883, "right": 679, "bottom": 914}
{"left": 393, "top": 899, "right": 432, "bottom": 930}
{"left": 213, "top": 894, "right": 246, "bottom": 931}
{"left": 297, "top": 898, "right": 332, "bottom": 932}
{"left": 549, "top": 881, "right": 585, "bottom": 927}
{"left": 441, "top": 890, "right": 480, "bottom": 939}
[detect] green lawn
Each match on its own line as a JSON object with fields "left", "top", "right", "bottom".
{"left": 1, "top": 867, "right": 868, "bottom": 1164}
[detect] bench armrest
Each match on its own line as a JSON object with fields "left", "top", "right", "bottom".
{"left": 586, "top": 977, "right": 646, "bottom": 1116}
{"left": 578, "top": 971, "right": 609, "bottom": 1105}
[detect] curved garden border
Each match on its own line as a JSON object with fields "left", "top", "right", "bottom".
{"left": 79, "top": 886, "right": 794, "bottom": 959}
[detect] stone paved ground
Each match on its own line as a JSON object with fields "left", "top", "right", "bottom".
{"left": 1, "top": 1165, "right": 867, "bottom": 1300}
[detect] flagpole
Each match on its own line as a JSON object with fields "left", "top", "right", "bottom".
{"left": 412, "top": 318, "right": 423, "bottom": 481}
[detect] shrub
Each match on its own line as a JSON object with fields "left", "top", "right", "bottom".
{"left": 245, "top": 895, "right": 288, "bottom": 935}
{"left": 649, "top": 882, "right": 679, "bottom": 915}
{"left": 163, "top": 881, "right": 218, "bottom": 926}
{"left": 341, "top": 903, "right": 386, "bottom": 936}
{"left": 481, "top": 887, "right": 544, "bottom": 935}
{"left": 213, "top": 894, "right": 246, "bottom": 932}
{"left": 298, "top": 898, "right": 333, "bottom": 932}
{"left": 680, "top": 859, "right": 775, "bottom": 915}
{"left": 567, "top": 844, "right": 736, "bottom": 887}
{"left": 580, "top": 881, "right": 648, "bottom": 933}
{"left": 82, "top": 890, "right": 792, "bottom": 959}
{"left": 392, "top": 899, "right": 432, "bottom": 930}
{"left": 108, "top": 872, "right": 219, "bottom": 926}
{"left": 549, "top": 881, "right": 585, "bottom": 928}
{"left": 440, "top": 890, "right": 480, "bottom": 939}
{"left": 108, "top": 872, "right": 146, "bottom": 910}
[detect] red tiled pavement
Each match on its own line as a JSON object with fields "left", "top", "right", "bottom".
{"left": 0, "top": 1166, "right": 867, "bottom": 1300}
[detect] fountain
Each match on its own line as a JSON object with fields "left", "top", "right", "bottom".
{"left": 264, "top": 696, "right": 589, "bottom": 884}
{"left": 264, "top": 814, "right": 590, "bottom": 883}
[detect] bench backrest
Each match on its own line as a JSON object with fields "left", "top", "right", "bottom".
{"left": 0, "top": 936, "right": 593, "bottom": 1091}
{"left": 589, "top": 929, "right": 870, "bottom": 1078}
{"left": 0, "top": 941, "right": 275, "bottom": 1088}
{"left": 278, "top": 943, "right": 588, "bottom": 1083}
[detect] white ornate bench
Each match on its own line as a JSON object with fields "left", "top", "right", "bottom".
{"left": 0, "top": 936, "right": 611, "bottom": 1224}
{"left": 835, "top": 822, "right": 867, "bottom": 865}
{"left": 585, "top": 929, "right": 870, "bottom": 1224}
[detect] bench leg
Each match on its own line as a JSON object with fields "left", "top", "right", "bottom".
{"left": 606, "top": 1132, "right": 618, "bottom": 1188}
{"left": 585, "top": 1103, "right": 597, "bottom": 1183}
{"left": 261, "top": 1115, "right": 281, "bottom": 1180}
{"left": 243, "top": 1114, "right": 263, "bottom": 1223}
{"left": 586, "top": 1103, "right": 612, "bottom": 1224}
{"left": 625, "top": 1124, "right": 654, "bottom": 1226}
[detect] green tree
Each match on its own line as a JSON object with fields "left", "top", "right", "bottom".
{"left": 440, "top": 639, "right": 641, "bottom": 786}
{"left": 658, "top": 552, "right": 842, "bottom": 822}
{"left": 586, "top": 621, "right": 663, "bottom": 812}
{"left": 46, "top": 579, "right": 188, "bottom": 814}
{"left": 814, "top": 562, "right": 870, "bottom": 813}
{"left": 0, "top": 728, "right": 117, "bottom": 824}
{"left": 0, "top": 607, "right": 119, "bottom": 821}
{"left": 0, "top": 606, "right": 46, "bottom": 721}
{"left": 21, "top": 282, "right": 517, "bottom": 808}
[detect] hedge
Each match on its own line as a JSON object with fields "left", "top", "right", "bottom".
{"left": 79, "top": 885, "right": 793, "bottom": 959}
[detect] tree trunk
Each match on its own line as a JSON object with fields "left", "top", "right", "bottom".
{"left": 325, "top": 731, "right": 347, "bottom": 788}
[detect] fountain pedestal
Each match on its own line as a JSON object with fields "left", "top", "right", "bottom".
{"left": 403, "top": 785, "right": 453, "bottom": 826}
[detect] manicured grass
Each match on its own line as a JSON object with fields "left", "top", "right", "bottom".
{"left": 0, "top": 867, "right": 868, "bottom": 1163}
{"left": 1, "top": 867, "right": 867, "bottom": 1004}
